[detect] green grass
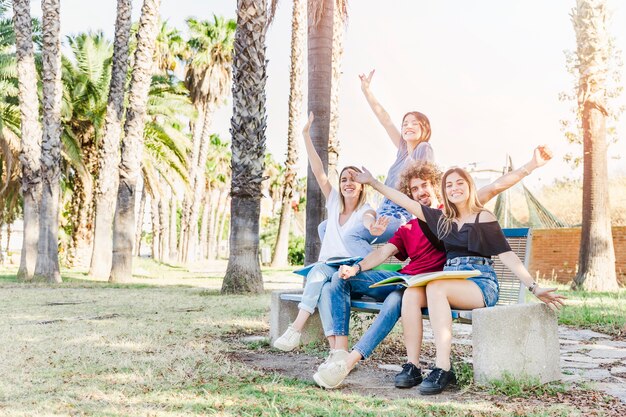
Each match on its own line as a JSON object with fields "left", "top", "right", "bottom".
{"left": 556, "top": 288, "right": 626, "bottom": 336}
{"left": 487, "top": 373, "right": 567, "bottom": 398}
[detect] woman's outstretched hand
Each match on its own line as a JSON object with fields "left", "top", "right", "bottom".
{"left": 534, "top": 286, "right": 567, "bottom": 311}
{"left": 359, "top": 69, "right": 375, "bottom": 92}
{"left": 303, "top": 112, "right": 314, "bottom": 135}
{"left": 532, "top": 144, "right": 553, "bottom": 168}
{"left": 368, "top": 216, "right": 391, "bottom": 236}
{"left": 349, "top": 166, "right": 375, "bottom": 185}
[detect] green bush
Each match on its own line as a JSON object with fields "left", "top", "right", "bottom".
{"left": 288, "top": 235, "right": 305, "bottom": 266}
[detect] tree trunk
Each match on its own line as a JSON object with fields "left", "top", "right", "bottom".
{"left": 89, "top": 0, "right": 132, "bottom": 279}
{"left": 571, "top": 0, "right": 619, "bottom": 291}
{"left": 67, "top": 174, "right": 94, "bottom": 267}
{"left": 13, "top": 0, "right": 42, "bottom": 281}
{"left": 199, "top": 193, "right": 210, "bottom": 259}
{"left": 33, "top": 0, "right": 63, "bottom": 283}
{"left": 169, "top": 195, "right": 178, "bottom": 260}
{"left": 134, "top": 186, "right": 146, "bottom": 256}
{"left": 222, "top": 0, "right": 268, "bottom": 294}
{"left": 159, "top": 186, "right": 169, "bottom": 263}
{"left": 304, "top": 0, "right": 333, "bottom": 264}
{"left": 216, "top": 195, "right": 230, "bottom": 259}
{"left": 150, "top": 193, "right": 160, "bottom": 260}
{"left": 110, "top": 0, "right": 161, "bottom": 283}
{"left": 272, "top": 0, "right": 304, "bottom": 267}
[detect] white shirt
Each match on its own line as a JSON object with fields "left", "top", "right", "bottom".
{"left": 318, "top": 189, "right": 373, "bottom": 261}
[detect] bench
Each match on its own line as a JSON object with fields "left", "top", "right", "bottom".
{"left": 269, "top": 228, "right": 562, "bottom": 384}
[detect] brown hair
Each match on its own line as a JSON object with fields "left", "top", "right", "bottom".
{"left": 397, "top": 160, "right": 442, "bottom": 199}
{"left": 339, "top": 166, "right": 367, "bottom": 213}
{"left": 437, "top": 167, "right": 485, "bottom": 239}
{"left": 401, "top": 111, "right": 432, "bottom": 144}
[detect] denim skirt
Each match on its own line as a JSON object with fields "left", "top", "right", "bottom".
{"left": 443, "top": 256, "right": 499, "bottom": 307}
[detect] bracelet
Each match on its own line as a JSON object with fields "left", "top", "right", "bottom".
{"left": 528, "top": 281, "right": 538, "bottom": 294}
{"left": 354, "top": 263, "right": 362, "bottom": 275}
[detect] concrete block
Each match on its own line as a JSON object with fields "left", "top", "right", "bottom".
{"left": 269, "top": 290, "right": 325, "bottom": 345}
{"left": 472, "top": 303, "right": 561, "bottom": 384}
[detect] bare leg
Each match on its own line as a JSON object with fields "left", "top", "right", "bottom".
{"left": 425, "top": 280, "right": 484, "bottom": 370}
{"left": 335, "top": 335, "right": 349, "bottom": 351}
{"left": 401, "top": 287, "right": 427, "bottom": 365}
{"left": 291, "top": 309, "right": 311, "bottom": 332}
{"left": 326, "top": 335, "right": 336, "bottom": 349}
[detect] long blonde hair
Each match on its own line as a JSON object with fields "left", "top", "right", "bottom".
{"left": 437, "top": 167, "right": 484, "bottom": 239}
{"left": 339, "top": 166, "right": 367, "bottom": 213}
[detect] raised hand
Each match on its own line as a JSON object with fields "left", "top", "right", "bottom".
{"left": 358, "top": 69, "right": 375, "bottom": 92}
{"left": 349, "top": 166, "right": 375, "bottom": 185}
{"left": 534, "top": 286, "right": 567, "bottom": 311}
{"left": 368, "top": 215, "right": 391, "bottom": 236}
{"left": 303, "top": 112, "right": 314, "bottom": 135}
{"left": 532, "top": 144, "right": 553, "bottom": 168}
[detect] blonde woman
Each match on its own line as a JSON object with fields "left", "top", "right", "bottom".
{"left": 273, "top": 113, "right": 389, "bottom": 352}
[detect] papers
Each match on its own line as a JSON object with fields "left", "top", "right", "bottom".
{"left": 369, "top": 270, "right": 481, "bottom": 288}
{"left": 293, "top": 256, "right": 363, "bottom": 277}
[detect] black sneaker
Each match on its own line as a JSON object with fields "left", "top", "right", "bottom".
{"left": 418, "top": 367, "right": 456, "bottom": 395}
{"left": 394, "top": 362, "right": 423, "bottom": 388}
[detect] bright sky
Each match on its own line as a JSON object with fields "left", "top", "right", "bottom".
{"left": 30, "top": 0, "right": 626, "bottom": 189}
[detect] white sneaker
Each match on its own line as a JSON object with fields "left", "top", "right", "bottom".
{"left": 313, "top": 360, "right": 351, "bottom": 389}
{"left": 319, "top": 349, "right": 349, "bottom": 370}
{"left": 273, "top": 325, "right": 301, "bottom": 351}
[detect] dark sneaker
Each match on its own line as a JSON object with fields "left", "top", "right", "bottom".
{"left": 418, "top": 367, "right": 456, "bottom": 395}
{"left": 394, "top": 362, "right": 423, "bottom": 388}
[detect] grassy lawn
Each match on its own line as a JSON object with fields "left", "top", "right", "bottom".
{"left": 0, "top": 262, "right": 623, "bottom": 416}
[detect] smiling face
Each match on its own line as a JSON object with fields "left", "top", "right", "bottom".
{"left": 409, "top": 177, "right": 437, "bottom": 207}
{"left": 444, "top": 171, "right": 470, "bottom": 206}
{"left": 402, "top": 114, "right": 423, "bottom": 142}
{"left": 339, "top": 169, "right": 362, "bottom": 199}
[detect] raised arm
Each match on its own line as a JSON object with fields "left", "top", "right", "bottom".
{"left": 362, "top": 210, "right": 391, "bottom": 237}
{"left": 350, "top": 167, "right": 426, "bottom": 222}
{"left": 477, "top": 145, "right": 553, "bottom": 204}
{"left": 498, "top": 251, "right": 566, "bottom": 310}
{"left": 302, "top": 112, "right": 332, "bottom": 199}
{"left": 359, "top": 70, "right": 402, "bottom": 148}
{"left": 338, "top": 243, "right": 399, "bottom": 279}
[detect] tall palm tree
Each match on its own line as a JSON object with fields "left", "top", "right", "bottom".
{"left": 33, "top": 0, "right": 62, "bottom": 283}
{"left": 180, "top": 16, "right": 235, "bottom": 263}
{"left": 271, "top": 0, "right": 305, "bottom": 267}
{"left": 89, "top": 0, "right": 132, "bottom": 279}
{"left": 570, "top": 0, "right": 619, "bottom": 291}
{"left": 12, "top": 0, "right": 42, "bottom": 281}
{"left": 221, "top": 0, "right": 268, "bottom": 294}
{"left": 304, "top": 0, "right": 334, "bottom": 264}
{"left": 327, "top": 0, "right": 347, "bottom": 180}
{"left": 110, "top": 0, "right": 162, "bottom": 283}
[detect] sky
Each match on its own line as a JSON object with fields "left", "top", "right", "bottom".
{"left": 29, "top": 0, "right": 626, "bottom": 190}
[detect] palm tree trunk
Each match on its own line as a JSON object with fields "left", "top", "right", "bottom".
{"left": 199, "top": 193, "right": 210, "bottom": 259}
{"left": 110, "top": 0, "right": 162, "bottom": 283}
{"left": 150, "top": 193, "right": 160, "bottom": 260}
{"left": 571, "top": 0, "right": 618, "bottom": 291}
{"left": 89, "top": 0, "right": 133, "bottom": 279}
{"left": 215, "top": 195, "right": 230, "bottom": 259}
{"left": 304, "top": 0, "right": 333, "bottom": 264}
{"left": 169, "top": 195, "right": 178, "bottom": 260}
{"left": 33, "top": 0, "right": 63, "bottom": 283}
{"left": 134, "top": 186, "right": 146, "bottom": 256}
{"left": 159, "top": 186, "right": 169, "bottom": 262}
{"left": 184, "top": 110, "right": 214, "bottom": 263}
{"left": 272, "top": 0, "right": 304, "bottom": 267}
{"left": 222, "top": 0, "right": 268, "bottom": 294}
{"left": 13, "top": 0, "right": 42, "bottom": 281}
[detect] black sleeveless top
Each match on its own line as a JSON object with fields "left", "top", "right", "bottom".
{"left": 420, "top": 206, "right": 511, "bottom": 260}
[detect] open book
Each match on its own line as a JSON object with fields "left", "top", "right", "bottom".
{"left": 293, "top": 256, "right": 363, "bottom": 277}
{"left": 369, "top": 269, "right": 481, "bottom": 288}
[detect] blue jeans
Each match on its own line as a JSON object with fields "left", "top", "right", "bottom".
{"left": 327, "top": 269, "right": 404, "bottom": 339}
{"left": 343, "top": 216, "right": 405, "bottom": 257}
{"left": 444, "top": 256, "right": 500, "bottom": 307}
{"left": 298, "top": 263, "right": 338, "bottom": 333}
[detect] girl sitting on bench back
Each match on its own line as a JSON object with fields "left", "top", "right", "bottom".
{"left": 273, "top": 112, "right": 389, "bottom": 353}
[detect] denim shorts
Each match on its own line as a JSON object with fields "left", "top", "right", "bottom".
{"left": 443, "top": 256, "right": 499, "bottom": 307}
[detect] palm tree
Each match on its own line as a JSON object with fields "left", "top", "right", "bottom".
{"left": 271, "top": 0, "right": 304, "bottom": 267}
{"left": 89, "top": 0, "right": 132, "bottom": 279}
{"left": 32, "top": 0, "right": 62, "bottom": 283}
{"left": 180, "top": 16, "right": 235, "bottom": 264}
{"left": 327, "top": 0, "right": 347, "bottom": 180}
{"left": 221, "top": 0, "right": 268, "bottom": 294}
{"left": 12, "top": 0, "right": 42, "bottom": 281}
{"left": 110, "top": 0, "right": 162, "bottom": 283}
{"left": 304, "top": 0, "right": 334, "bottom": 264}
{"left": 570, "top": 0, "right": 619, "bottom": 291}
